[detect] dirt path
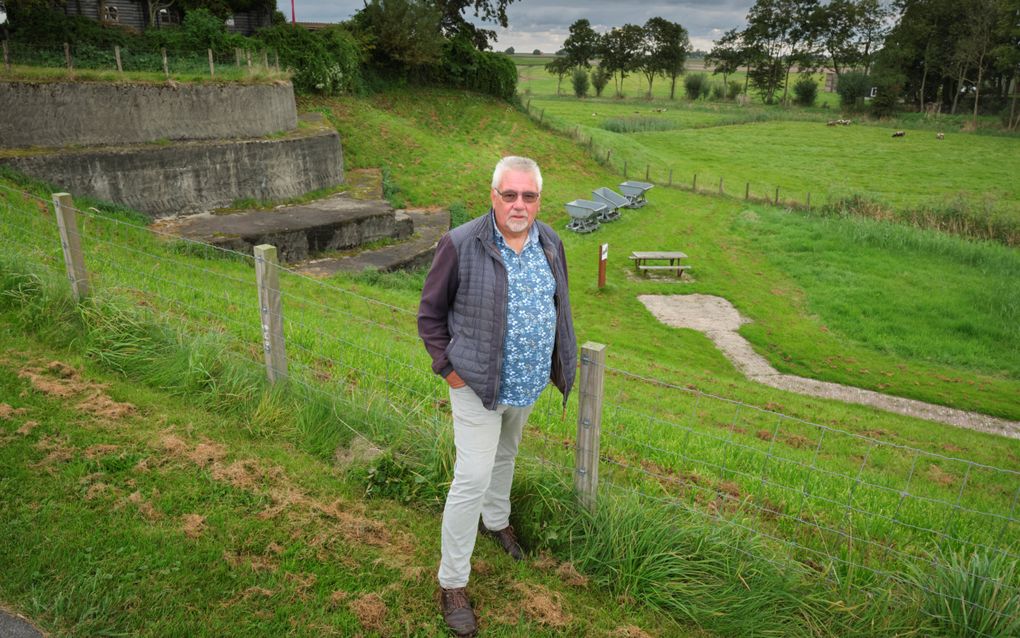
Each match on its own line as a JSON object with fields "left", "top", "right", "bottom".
{"left": 638, "top": 294, "right": 1020, "bottom": 440}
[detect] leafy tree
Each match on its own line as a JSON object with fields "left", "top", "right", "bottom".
{"left": 545, "top": 55, "right": 572, "bottom": 94}
{"left": 707, "top": 28, "right": 748, "bottom": 90}
{"left": 504, "top": 46, "right": 514, "bottom": 54}
{"left": 352, "top": 0, "right": 444, "bottom": 71}
{"left": 813, "top": 0, "right": 890, "bottom": 78}
{"left": 599, "top": 23, "right": 644, "bottom": 97}
{"left": 562, "top": 18, "right": 600, "bottom": 69}
{"left": 641, "top": 16, "right": 689, "bottom": 99}
{"left": 950, "top": 0, "right": 1007, "bottom": 121}
{"left": 433, "top": 0, "right": 518, "bottom": 50}
{"left": 532, "top": 48, "right": 541, "bottom": 55}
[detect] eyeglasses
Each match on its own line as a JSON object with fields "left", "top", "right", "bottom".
{"left": 494, "top": 188, "right": 540, "bottom": 204}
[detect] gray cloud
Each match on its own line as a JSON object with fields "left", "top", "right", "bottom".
{"left": 289, "top": 0, "right": 755, "bottom": 52}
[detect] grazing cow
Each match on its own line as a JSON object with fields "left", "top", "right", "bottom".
{"left": 936, "top": 132, "right": 945, "bottom": 140}
{"left": 892, "top": 131, "right": 905, "bottom": 137}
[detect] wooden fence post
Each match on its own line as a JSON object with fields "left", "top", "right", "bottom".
{"left": 645, "top": 164, "right": 650, "bottom": 181}
{"left": 2, "top": 40, "right": 9, "bottom": 72}
{"left": 114, "top": 45, "right": 123, "bottom": 73}
{"left": 52, "top": 193, "right": 89, "bottom": 301}
{"left": 719, "top": 176, "right": 724, "bottom": 195}
{"left": 692, "top": 173, "right": 697, "bottom": 191}
{"left": 235, "top": 48, "right": 242, "bottom": 67}
{"left": 245, "top": 49, "right": 252, "bottom": 74}
{"left": 668, "top": 168, "right": 673, "bottom": 186}
{"left": 254, "top": 245, "right": 288, "bottom": 383}
{"left": 273, "top": 50, "right": 280, "bottom": 72}
{"left": 64, "top": 42, "right": 72, "bottom": 70}
{"left": 806, "top": 192, "right": 811, "bottom": 208}
{"left": 745, "top": 182, "right": 750, "bottom": 200}
{"left": 575, "top": 342, "right": 606, "bottom": 511}
{"left": 208, "top": 48, "right": 215, "bottom": 77}
{"left": 775, "top": 186, "right": 780, "bottom": 204}
{"left": 623, "top": 160, "right": 628, "bottom": 178}
{"left": 606, "top": 149, "right": 611, "bottom": 165}
{"left": 161, "top": 48, "right": 169, "bottom": 78}
{"left": 260, "top": 49, "right": 268, "bottom": 71}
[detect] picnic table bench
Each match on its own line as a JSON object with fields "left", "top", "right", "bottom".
{"left": 629, "top": 251, "right": 691, "bottom": 278}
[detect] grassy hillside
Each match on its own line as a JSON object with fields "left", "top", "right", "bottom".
{"left": 0, "top": 329, "right": 690, "bottom": 637}
{"left": 1, "top": 86, "right": 1018, "bottom": 636}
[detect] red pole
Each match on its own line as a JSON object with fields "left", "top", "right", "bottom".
{"left": 291, "top": 0, "right": 296, "bottom": 23}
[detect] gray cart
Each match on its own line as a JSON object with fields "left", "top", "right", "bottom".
{"left": 619, "top": 181, "right": 654, "bottom": 208}
{"left": 564, "top": 199, "right": 607, "bottom": 233}
{"left": 591, "top": 187, "right": 628, "bottom": 221}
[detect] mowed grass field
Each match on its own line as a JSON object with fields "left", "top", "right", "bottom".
{"left": 526, "top": 95, "right": 1020, "bottom": 218}
{"left": 515, "top": 56, "right": 841, "bottom": 108}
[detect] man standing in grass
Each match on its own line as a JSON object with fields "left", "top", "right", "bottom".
{"left": 418, "top": 156, "right": 577, "bottom": 636}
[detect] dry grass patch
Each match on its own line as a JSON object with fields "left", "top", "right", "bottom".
{"left": 512, "top": 582, "right": 571, "bottom": 628}
{"left": 182, "top": 514, "right": 206, "bottom": 539}
{"left": 350, "top": 592, "right": 388, "bottom": 633}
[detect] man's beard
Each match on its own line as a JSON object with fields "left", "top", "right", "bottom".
{"left": 506, "top": 217, "right": 529, "bottom": 233}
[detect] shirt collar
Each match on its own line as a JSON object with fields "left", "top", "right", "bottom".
{"left": 491, "top": 209, "right": 539, "bottom": 248}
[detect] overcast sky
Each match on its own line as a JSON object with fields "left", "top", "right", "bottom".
{"left": 287, "top": 1, "right": 757, "bottom": 53}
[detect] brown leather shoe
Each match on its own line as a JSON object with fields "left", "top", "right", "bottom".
{"left": 440, "top": 587, "right": 477, "bottom": 637}
{"left": 478, "top": 521, "right": 524, "bottom": 561}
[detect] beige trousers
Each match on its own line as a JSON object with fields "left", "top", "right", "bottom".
{"left": 437, "top": 384, "right": 533, "bottom": 589}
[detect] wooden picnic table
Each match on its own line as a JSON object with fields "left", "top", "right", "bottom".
{"left": 628, "top": 251, "right": 691, "bottom": 277}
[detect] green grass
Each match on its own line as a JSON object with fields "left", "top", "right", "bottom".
{"left": 2, "top": 86, "right": 1019, "bottom": 636}
{"left": 0, "top": 329, "right": 694, "bottom": 637}
{"left": 523, "top": 97, "right": 1019, "bottom": 222}
{"left": 0, "top": 64, "right": 289, "bottom": 85}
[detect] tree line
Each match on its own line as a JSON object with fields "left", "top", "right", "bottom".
{"left": 708, "top": 0, "right": 1018, "bottom": 125}
{"left": 546, "top": 18, "right": 691, "bottom": 100}
{"left": 546, "top": 1, "right": 1018, "bottom": 127}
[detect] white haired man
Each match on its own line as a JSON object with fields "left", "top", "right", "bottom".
{"left": 418, "top": 156, "right": 577, "bottom": 636}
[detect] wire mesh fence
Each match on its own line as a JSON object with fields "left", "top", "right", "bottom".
{"left": 0, "top": 40, "right": 280, "bottom": 79}
{"left": 1, "top": 181, "right": 1017, "bottom": 633}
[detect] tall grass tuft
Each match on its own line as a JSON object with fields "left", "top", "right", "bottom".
{"left": 601, "top": 117, "right": 682, "bottom": 133}
{"left": 826, "top": 193, "right": 1020, "bottom": 247}
{"left": 909, "top": 549, "right": 1020, "bottom": 638}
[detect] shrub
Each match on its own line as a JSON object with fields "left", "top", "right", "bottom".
{"left": 727, "top": 80, "right": 742, "bottom": 99}
{"left": 836, "top": 71, "right": 869, "bottom": 110}
{"left": 571, "top": 67, "right": 589, "bottom": 98}
{"left": 793, "top": 76, "right": 818, "bottom": 106}
{"left": 684, "top": 73, "right": 707, "bottom": 100}
{"left": 433, "top": 36, "right": 517, "bottom": 101}
{"left": 870, "top": 73, "right": 902, "bottom": 118}
{"left": 712, "top": 81, "right": 726, "bottom": 100}
{"left": 255, "top": 24, "right": 362, "bottom": 94}
{"left": 591, "top": 65, "right": 610, "bottom": 97}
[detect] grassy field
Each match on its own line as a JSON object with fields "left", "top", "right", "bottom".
{"left": 1, "top": 84, "right": 1019, "bottom": 636}
{"left": 0, "top": 329, "right": 694, "bottom": 637}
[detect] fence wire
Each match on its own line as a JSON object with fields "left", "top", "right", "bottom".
{"left": 1, "top": 183, "right": 1018, "bottom": 632}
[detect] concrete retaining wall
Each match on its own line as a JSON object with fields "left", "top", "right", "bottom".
{"left": 1, "top": 128, "right": 343, "bottom": 218}
{"left": 0, "top": 80, "right": 298, "bottom": 148}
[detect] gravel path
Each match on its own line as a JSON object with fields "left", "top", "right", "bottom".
{"left": 638, "top": 294, "right": 1020, "bottom": 440}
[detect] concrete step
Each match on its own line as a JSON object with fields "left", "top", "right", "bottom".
{"left": 155, "top": 192, "right": 407, "bottom": 264}
{"left": 296, "top": 209, "right": 450, "bottom": 276}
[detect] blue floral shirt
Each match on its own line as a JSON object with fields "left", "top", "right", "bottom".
{"left": 493, "top": 216, "right": 558, "bottom": 407}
